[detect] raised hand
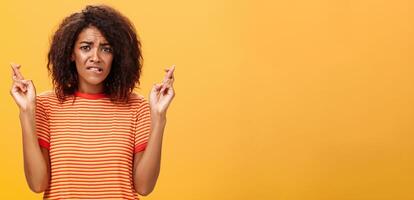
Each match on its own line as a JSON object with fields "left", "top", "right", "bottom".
{"left": 10, "top": 63, "right": 37, "bottom": 112}
{"left": 149, "top": 65, "right": 175, "bottom": 116}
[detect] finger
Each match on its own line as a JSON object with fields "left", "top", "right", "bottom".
{"left": 18, "top": 80, "right": 29, "bottom": 92}
{"left": 11, "top": 66, "right": 17, "bottom": 79}
{"left": 160, "top": 79, "right": 173, "bottom": 94}
{"left": 10, "top": 63, "right": 24, "bottom": 80}
{"left": 168, "top": 65, "right": 175, "bottom": 78}
{"left": 162, "top": 85, "right": 174, "bottom": 96}
{"left": 170, "top": 75, "right": 175, "bottom": 84}
{"left": 27, "top": 79, "right": 36, "bottom": 92}
{"left": 11, "top": 69, "right": 17, "bottom": 80}
{"left": 169, "top": 65, "right": 175, "bottom": 80}
{"left": 164, "top": 73, "right": 174, "bottom": 86}
{"left": 165, "top": 79, "right": 174, "bottom": 88}
{"left": 162, "top": 72, "right": 174, "bottom": 85}
{"left": 160, "top": 79, "right": 170, "bottom": 89}
{"left": 156, "top": 83, "right": 163, "bottom": 91}
{"left": 152, "top": 83, "right": 162, "bottom": 92}
{"left": 23, "top": 80, "right": 33, "bottom": 89}
{"left": 13, "top": 80, "right": 27, "bottom": 92}
{"left": 162, "top": 65, "right": 175, "bottom": 83}
{"left": 10, "top": 63, "right": 19, "bottom": 75}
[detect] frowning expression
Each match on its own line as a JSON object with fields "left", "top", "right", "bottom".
{"left": 71, "top": 26, "right": 113, "bottom": 91}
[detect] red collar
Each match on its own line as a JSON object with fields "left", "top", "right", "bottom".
{"left": 74, "top": 91, "right": 108, "bottom": 99}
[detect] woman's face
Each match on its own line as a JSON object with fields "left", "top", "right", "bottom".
{"left": 71, "top": 26, "right": 113, "bottom": 93}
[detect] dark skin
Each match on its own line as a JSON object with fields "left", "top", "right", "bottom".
{"left": 10, "top": 27, "right": 176, "bottom": 195}
{"left": 71, "top": 26, "right": 113, "bottom": 94}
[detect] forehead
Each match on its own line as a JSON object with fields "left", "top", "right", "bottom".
{"left": 76, "top": 26, "right": 108, "bottom": 43}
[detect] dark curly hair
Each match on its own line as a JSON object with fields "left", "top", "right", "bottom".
{"left": 47, "top": 4, "right": 142, "bottom": 103}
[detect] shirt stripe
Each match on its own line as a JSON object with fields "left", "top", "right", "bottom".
{"left": 35, "top": 91, "right": 151, "bottom": 200}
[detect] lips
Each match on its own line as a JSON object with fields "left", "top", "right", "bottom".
{"left": 86, "top": 66, "right": 103, "bottom": 73}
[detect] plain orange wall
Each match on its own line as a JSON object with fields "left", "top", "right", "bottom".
{"left": 0, "top": 0, "right": 413, "bottom": 199}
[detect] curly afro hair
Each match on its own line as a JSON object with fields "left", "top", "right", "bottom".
{"left": 47, "top": 5, "right": 143, "bottom": 103}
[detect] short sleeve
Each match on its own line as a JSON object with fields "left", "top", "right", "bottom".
{"left": 134, "top": 98, "right": 152, "bottom": 153}
{"left": 35, "top": 96, "right": 50, "bottom": 150}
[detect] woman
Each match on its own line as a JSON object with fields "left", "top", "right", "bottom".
{"left": 10, "top": 5, "right": 175, "bottom": 199}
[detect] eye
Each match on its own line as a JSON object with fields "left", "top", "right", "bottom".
{"left": 102, "top": 47, "right": 113, "bottom": 53}
{"left": 80, "top": 46, "right": 91, "bottom": 51}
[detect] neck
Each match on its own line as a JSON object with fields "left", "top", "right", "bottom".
{"left": 77, "top": 83, "right": 104, "bottom": 94}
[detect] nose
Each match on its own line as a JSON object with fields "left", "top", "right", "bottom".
{"left": 89, "top": 48, "right": 101, "bottom": 63}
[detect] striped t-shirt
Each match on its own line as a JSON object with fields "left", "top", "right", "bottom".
{"left": 35, "top": 90, "right": 151, "bottom": 200}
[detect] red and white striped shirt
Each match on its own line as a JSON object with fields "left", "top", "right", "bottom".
{"left": 35, "top": 90, "right": 151, "bottom": 199}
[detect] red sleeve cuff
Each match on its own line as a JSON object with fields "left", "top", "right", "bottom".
{"left": 38, "top": 138, "right": 50, "bottom": 150}
{"left": 134, "top": 143, "right": 147, "bottom": 154}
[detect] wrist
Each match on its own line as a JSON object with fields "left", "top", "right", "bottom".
{"left": 151, "top": 111, "right": 166, "bottom": 124}
{"left": 19, "top": 109, "right": 35, "bottom": 122}
{"left": 19, "top": 106, "right": 35, "bottom": 115}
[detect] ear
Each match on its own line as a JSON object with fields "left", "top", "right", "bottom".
{"left": 71, "top": 53, "right": 75, "bottom": 61}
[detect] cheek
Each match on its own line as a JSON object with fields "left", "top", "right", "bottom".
{"left": 107, "top": 54, "right": 114, "bottom": 63}
{"left": 73, "top": 53, "right": 88, "bottom": 74}
{"left": 104, "top": 55, "right": 114, "bottom": 67}
{"left": 73, "top": 51, "right": 88, "bottom": 64}
{"left": 78, "top": 53, "right": 89, "bottom": 62}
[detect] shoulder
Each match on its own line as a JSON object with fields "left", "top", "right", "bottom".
{"left": 35, "top": 90, "right": 56, "bottom": 112}
{"left": 37, "top": 90, "right": 55, "bottom": 98}
{"left": 129, "top": 92, "right": 150, "bottom": 113}
{"left": 36, "top": 90, "right": 57, "bottom": 102}
{"left": 36, "top": 90, "right": 63, "bottom": 108}
{"left": 129, "top": 92, "right": 148, "bottom": 104}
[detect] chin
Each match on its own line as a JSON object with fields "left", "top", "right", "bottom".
{"left": 87, "top": 78, "right": 106, "bottom": 85}
{"left": 77, "top": 70, "right": 110, "bottom": 86}
{"left": 80, "top": 75, "right": 107, "bottom": 86}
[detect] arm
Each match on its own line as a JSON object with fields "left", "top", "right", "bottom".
{"left": 20, "top": 108, "right": 50, "bottom": 193}
{"left": 10, "top": 63, "right": 50, "bottom": 193}
{"left": 133, "top": 65, "right": 175, "bottom": 196}
{"left": 133, "top": 114, "right": 166, "bottom": 196}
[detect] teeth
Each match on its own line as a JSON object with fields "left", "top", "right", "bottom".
{"left": 88, "top": 67, "right": 102, "bottom": 72}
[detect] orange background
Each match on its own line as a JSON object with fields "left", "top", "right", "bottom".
{"left": 0, "top": 0, "right": 413, "bottom": 199}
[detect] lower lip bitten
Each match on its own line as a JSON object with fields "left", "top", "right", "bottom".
{"left": 87, "top": 68, "right": 103, "bottom": 73}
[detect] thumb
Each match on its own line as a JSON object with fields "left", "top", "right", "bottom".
{"left": 23, "top": 80, "right": 32, "bottom": 88}
{"left": 150, "top": 83, "right": 162, "bottom": 100}
{"left": 24, "top": 80, "right": 36, "bottom": 92}
{"left": 151, "top": 83, "right": 162, "bottom": 92}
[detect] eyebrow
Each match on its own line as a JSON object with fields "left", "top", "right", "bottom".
{"left": 80, "top": 41, "right": 111, "bottom": 46}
